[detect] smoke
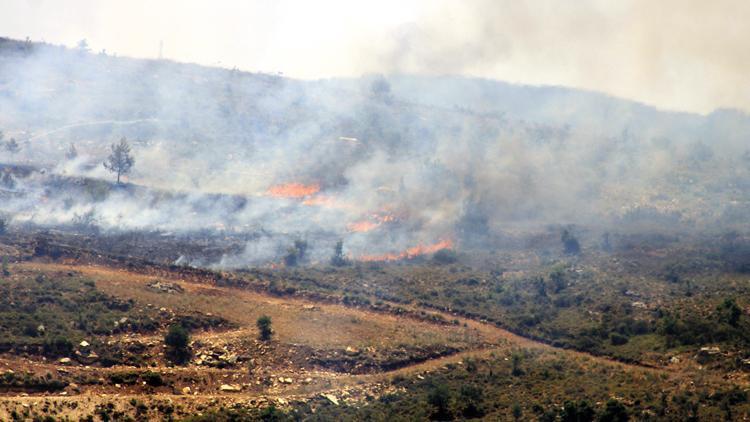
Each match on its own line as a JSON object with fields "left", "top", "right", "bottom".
{"left": 367, "top": 0, "right": 750, "bottom": 115}
{"left": 1, "top": 38, "right": 750, "bottom": 267}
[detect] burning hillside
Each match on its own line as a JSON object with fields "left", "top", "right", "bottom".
{"left": 0, "top": 37, "right": 749, "bottom": 268}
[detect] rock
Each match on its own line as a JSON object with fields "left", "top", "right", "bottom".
{"left": 59, "top": 357, "right": 72, "bottom": 365}
{"left": 669, "top": 356, "right": 680, "bottom": 364}
{"left": 345, "top": 346, "right": 360, "bottom": 356}
{"left": 322, "top": 394, "right": 339, "bottom": 405}
{"left": 147, "top": 280, "right": 184, "bottom": 294}
{"left": 631, "top": 301, "right": 647, "bottom": 309}
{"left": 220, "top": 353, "right": 238, "bottom": 365}
{"left": 302, "top": 377, "right": 313, "bottom": 384}
{"left": 182, "top": 386, "right": 191, "bottom": 394}
{"left": 220, "top": 384, "right": 242, "bottom": 392}
{"left": 79, "top": 340, "right": 90, "bottom": 348}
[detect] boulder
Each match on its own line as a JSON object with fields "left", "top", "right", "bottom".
{"left": 220, "top": 384, "right": 242, "bottom": 392}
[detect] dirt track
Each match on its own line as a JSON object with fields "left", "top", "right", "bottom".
{"left": 0, "top": 260, "right": 678, "bottom": 420}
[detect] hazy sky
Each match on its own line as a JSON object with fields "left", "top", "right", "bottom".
{"left": 2, "top": 0, "right": 749, "bottom": 114}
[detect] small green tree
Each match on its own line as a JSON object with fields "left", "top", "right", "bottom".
{"left": 511, "top": 352, "right": 524, "bottom": 376}
{"left": 561, "top": 400, "right": 595, "bottom": 422}
{"left": 512, "top": 403, "right": 523, "bottom": 421}
{"left": 164, "top": 324, "right": 191, "bottom": 364}
{"left": 259, "top": 404, "right": 285, "bottom": 421}
{"left": 283, "top": 239, "right": 308, "bottom": 267}
{"left": 427, "top": 382, "right": 452, "bottom": 420}
{"left": 460, "top": 384, "right": 485, "bottom": 418}
{"left": 5, "top": 138, "right": 19, "bottom": 154}
{"left": 717, "top": 298, "right": 741, "bottom": 327}
{"left": 2, "top": 256, "right": 9, "bottom": 276}
{"left": 257, "top": 315, "right": 273, "bottom": 341}
{"left": 103, "top": 138, "right": 135, "bottom": 184}
{"left": 562, "top": 229, "right": 581, "bottom": 255}
{"left": 66, "top": 143, "right": 78, "bottom": 160}
{"left": 600, "top": 398, "right": 629, "bottom": 422}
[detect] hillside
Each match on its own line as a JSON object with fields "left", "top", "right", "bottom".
{"left": 0, "top": 36, "right": 750, "bottom": 421}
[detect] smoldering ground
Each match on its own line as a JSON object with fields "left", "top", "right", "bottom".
{"left": 1, "top": 37, "right": 750, "bottom": 267}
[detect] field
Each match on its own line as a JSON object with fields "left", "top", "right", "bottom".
{"left": 0, "top": 229, "right": 748, "bottom": 421}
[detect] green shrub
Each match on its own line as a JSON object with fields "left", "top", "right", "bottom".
{"left": 164, "top": 324, "right": 190, "bottom": 364}
{"left": 142, "top": 371, "right": 165, "bottom": 387}
{"left": 42, "top": 337, "right": 74, "bottom": 357}
{"left": 609, "top": 332, "right": 629, "bottom": 346}
{"left": 427, "top": 382, "right": 452, "bottom": 420}
{"left": 257, "top": 315, "right": 273, "bottom": 341}
{"left": 432, "top": 249, "right": 458, "bottom": 264}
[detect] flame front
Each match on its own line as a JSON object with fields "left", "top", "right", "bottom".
{"left": 347, "top": 210, "right": 398, "bottom": 233}
{"left": 266, "top": 183, "right": 320, "bottom": 198}
{"left": 358, "top": 239, "right": 454, "bottom": 262}
{"left": 347, "top": 220, "right": 380, "bottom": 232}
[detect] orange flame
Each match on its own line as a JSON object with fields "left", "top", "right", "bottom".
{"left": 347, "top": 220, "right": 380, "bottom": 232}
{"left": 267, "top": 183, "right": 320, "bottom": 198}
{"left": 347, "top": 210, "right": 399, "bottom": 233}
{"left": 358, "top": 239, "right": 454, "bottom": 262}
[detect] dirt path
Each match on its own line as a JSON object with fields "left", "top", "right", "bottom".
{"left": 0, "top": 260, "right": 709, "bottom": 420}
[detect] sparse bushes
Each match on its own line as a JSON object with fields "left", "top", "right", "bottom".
{"left": 42, "top": 337, "right": 74, "bottom": 357}
{"left": 657, "top": 299, "right": 749, "bottom": 348}
{"left": 257, "top": 315, "right": 273, "bottom": 341}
